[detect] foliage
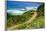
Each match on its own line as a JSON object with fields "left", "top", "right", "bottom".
{"left": 7, "top": 3, "right": 44, "bottom": 29}
{"left": 7, "top": 10, "right": 34, "bottom": 27}
{"left": 13, "top": 16, "right": 44, "bottom": 29}
{"left": 31, "top": 16, "right": 44, "bottom": 28}
{"left": 37, "top": 3, "right": 44, "bottom": 16}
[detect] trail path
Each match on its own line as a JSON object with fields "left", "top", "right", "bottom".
{"left": 24, "top": 12, "right": 37, "bottom": 24}
{"left": 7, "top": 12, "right": 37, "bottom": 31}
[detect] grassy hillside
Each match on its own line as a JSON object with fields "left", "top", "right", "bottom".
{"left": 7, "top": 10, "right": 35, "bottom": 27}
{"left": 7, "top": 9, "right": 44, "bottom": 29}
{"left": 13, "top": 16, "right": 44, "bottom": 29}
{"left": 31, "top": 16, "right": 44, "bottom": 28}
{"left": 7, "top": 4, "right": 44, "bottom": 29}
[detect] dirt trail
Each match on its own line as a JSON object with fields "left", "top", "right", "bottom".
{"left": 24, "top": 12, "right": 37, "bottom": 24}
{"left": 7, "top": 12, "right": 37, "bottom": 31}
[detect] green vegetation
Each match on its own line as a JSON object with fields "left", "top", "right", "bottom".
{"left": 7, "top": 10, "right": 34, "bottom": 27}
{"left": 31, "top": 16, "right": 44, "bottom": 28}
{"left": 37, "top": 3, "right": 44, "bottom": 16}
{"left": 7, "top": 3, "right": 44, "bottom": 29}
{"left": 12, "top": 16, "right": 44, "bottom": 29}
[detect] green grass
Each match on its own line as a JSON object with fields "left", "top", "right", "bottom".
{"left": 7, "top": 10, "right": 44, "bottom": 29}
{"left": 14, "top": 16, "right": 44, "bottom": 29}
{"left": 31, "top": 16, "right": 44, "bottom": 28}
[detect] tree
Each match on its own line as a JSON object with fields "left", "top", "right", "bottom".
{"left": 37, "top": 3, "right": 44, "bottom": 17}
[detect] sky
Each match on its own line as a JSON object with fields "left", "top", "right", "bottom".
{"left": 7, "top": 1, "right": 42, "bottom": 15}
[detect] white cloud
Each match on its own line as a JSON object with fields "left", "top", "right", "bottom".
{"left": 20, "top": 9, "right": 25, "bottom": 10}
{"left": 26, "top": 7, "right": 33, "bottom": 10}
{"left": 7, "top": 6, "right": 37, "bottom": 15}
{"left": 12, "top": 10, "right": 24, "bottom": 13}
{"left": 7, "top": 9, "right": 26, "bottom": 15}
{"left": 26, "top": 7, "right": 37, "bottom": 10}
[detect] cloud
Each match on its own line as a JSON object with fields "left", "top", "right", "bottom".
{"left": 20, "top": 9, "right": 25, "bottom": 10}
{"left": 26, "top": 7, "right": 33, "bottom": 10}
{"left": 7, "top": 6, "right": 38, "bottom": 15}
{"left": 26, "top": 7, "right": 37, "bottom": 10}
{"left": 7, "top": 9, "right": 26, "bottom": 15}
